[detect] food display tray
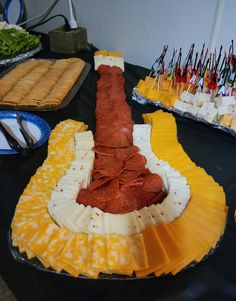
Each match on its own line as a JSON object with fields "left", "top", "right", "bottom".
{"left": 0, "top": 43, "right": 42, "bottom": 67}
{"left": 0, "top": 60, "right": 91, "bottom": 111}
{"left": 132, "top": 88, "right": 236, "bottom": 138}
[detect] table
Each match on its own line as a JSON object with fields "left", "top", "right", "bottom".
{"left": 1, "top": 35, "right": 236, "bottom": 301}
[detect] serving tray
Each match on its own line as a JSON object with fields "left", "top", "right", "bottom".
{"left": 0, "top": 60, "right": 91, "bottom": 111}
{"left": 132, "top": 88, "right": 236, "bottom": 138}
{"left": 0, "top": 43, "right": 42, "bottom": 66}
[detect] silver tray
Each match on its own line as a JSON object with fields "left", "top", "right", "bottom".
{"left": 0, "top": 43, "right": 42, "bottom": 66}
{"left": 0, "top": 60, "right": 91, "bottom": 111}
{"left": 132, "top": 88, "right": 236, "bottom": 138}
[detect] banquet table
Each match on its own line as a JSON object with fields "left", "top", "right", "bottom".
{"left": 0, "top": 34, "right": 236, "bottom": 301}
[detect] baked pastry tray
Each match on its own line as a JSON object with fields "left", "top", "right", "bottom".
{"left": 0, "top": 60, "right": 91, "bottom": 111}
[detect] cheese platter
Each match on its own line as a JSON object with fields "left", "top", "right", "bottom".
{"left": 9, "top": 51, "right": 227, "bottom": 279}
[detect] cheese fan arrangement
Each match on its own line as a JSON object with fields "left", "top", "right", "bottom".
{"left": 133, "top": 43, "right": 236, "bottom": 135}
{"left": 11, "top": 51, "right": 227, "bottom": 278}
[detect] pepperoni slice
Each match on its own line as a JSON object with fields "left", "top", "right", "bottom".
{"left": 118, "top": 169, "right": 147, "bottom": 183}
{"left": 134, "top": 190, "right": 157, "bottom": 209}
{"left": 142, "top": 172, "right": 163, "bottom": 193}
{"left": 92, "top": 179, "right": 119, "bottom": 202}
{"left": 93, "top": 146, "right": 115, "bottom": 156}
{"left": 146, "top": 191, "right": 167, "bottom": 206}
{"left": 115, "top": 146, "right": 139, "bottom": 160}
{"left": 107, "top": 186, "right": 137, "bottom": 214}
{"left": 125, "top": 153, "right": 147, "bottom": 170}
{"left": 88, "top": 177, "right": 111, "bottom": 191}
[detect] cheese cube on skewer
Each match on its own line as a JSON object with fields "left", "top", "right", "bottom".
{"left": 180, "top": 91, "right": 194, "bottom": 103}
{"left": 217, "top": 105, "right": 234, "bottom": 116}
{"left": 192, "top": 92, "right": 211, "bottom": 107}
{"left": 215, "top": 96, "right": 235, "bottom": 106}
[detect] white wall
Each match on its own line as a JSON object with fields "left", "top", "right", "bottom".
{"left": 75, "top": 0, "right": 216, "bottom": 67}
{"left": 2, "top": 0, "right": 236, "bottom": 68}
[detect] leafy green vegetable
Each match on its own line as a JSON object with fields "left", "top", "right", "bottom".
{"left": 0, "top": 28, "right": 40, "bottom": 59}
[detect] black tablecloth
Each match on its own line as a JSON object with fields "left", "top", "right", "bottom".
{"left": 0, "top": 35, "right": 236, "bottom": 301}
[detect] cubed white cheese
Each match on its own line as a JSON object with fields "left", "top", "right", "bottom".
{"left": 180, "top": 91, "right": 194, "bottom": 103}
{"left": 192, "top": 92, "right": 211, "bottom": 107}
{"left": 217, "top": 105, "right": 234, "bottom": 115}
{"left": 186, "top": 104, "right": 200, "bottom": 115}
{"left": 174, "top": 100, "right": 188, "bottom": 111}
{"left": 215, "top": 96, "right": 235, "bottom": 106}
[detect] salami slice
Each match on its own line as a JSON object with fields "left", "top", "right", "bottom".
{"left": 142, "top": 172, "right": 163, "bottom": 193}
{"left": 125, "top": 153, "right": 147, "bottom": 170}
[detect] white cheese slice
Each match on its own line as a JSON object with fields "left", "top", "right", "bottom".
{"left": 144, "top": 152, "right": 161, "bottom": 163}
{"left": 104, "top": 211, "right": 139, "bottom": 235}
{"left": 50, "top": 202, "right": 76, "bottom": 222}
{"left": 76, "top": 168, "right": 91, "bottom": 188}
{"left": 75, "top": 150, "right": 95, "bottom": 161}
{"left": 163, "top": 192, "right": 189, "bottom": 209}
{"left": 107, "top": 56, "right": 124, "bottom": 71}
{"left": 138, "top": 207, "right": 156, "bottom": 227}
{"left": 55, "top": 183, "right": 79, "bottom": 192}
{"left": 48, "top": 199, "right": 72, "bottom": 211}
{"left": 160, "top": 201, "right": 182, "bottom": 220}
{"left": 161, "top": 195, "right": 187, "bottom": 215}
{"left": 57, "top": 203, "right": 79, "bottom": 228}
{"left": 50, "top": 190, "right": 76, "bottom": 201}
{"left": 133, "top": 210, "right": 146, "bottom": 232}
{"left": 94, "top": 55, "right": 104, "bottom": 70}
{"left": 74, "top": 205, "right": 93, "bottom": 233}
{"left": 165, "top": 170, "right": 181, "bottom": 177}
{"left": 87, "top": 207, "right": 105, "bottom": 234}
{"left": 147, "top": 204, "right": 166, "bottom": 224}
{"left": 75, "top": 130, "right": 93, "bottom": 140}
{"left": 167, "top": 176, "right": 187, "bottom": 185}
{"left": 64, "top": 204, "right": 86, "bottom": 232}
{"left": 155, "top": 204, "right": 173, "bottom": 223}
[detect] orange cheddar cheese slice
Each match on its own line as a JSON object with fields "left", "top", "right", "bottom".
{"left": 135, "top": 226, "right": 169, "bottom": 278}
{"left": 154, "top": 223, "right": 186, "bottom": 276}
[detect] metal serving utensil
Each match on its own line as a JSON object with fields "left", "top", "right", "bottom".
{"left": 16, "top": 112, "right": 34, "bottom": 149}
{"left": 0, "top": 121, "right": 24, "bottom": 153}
